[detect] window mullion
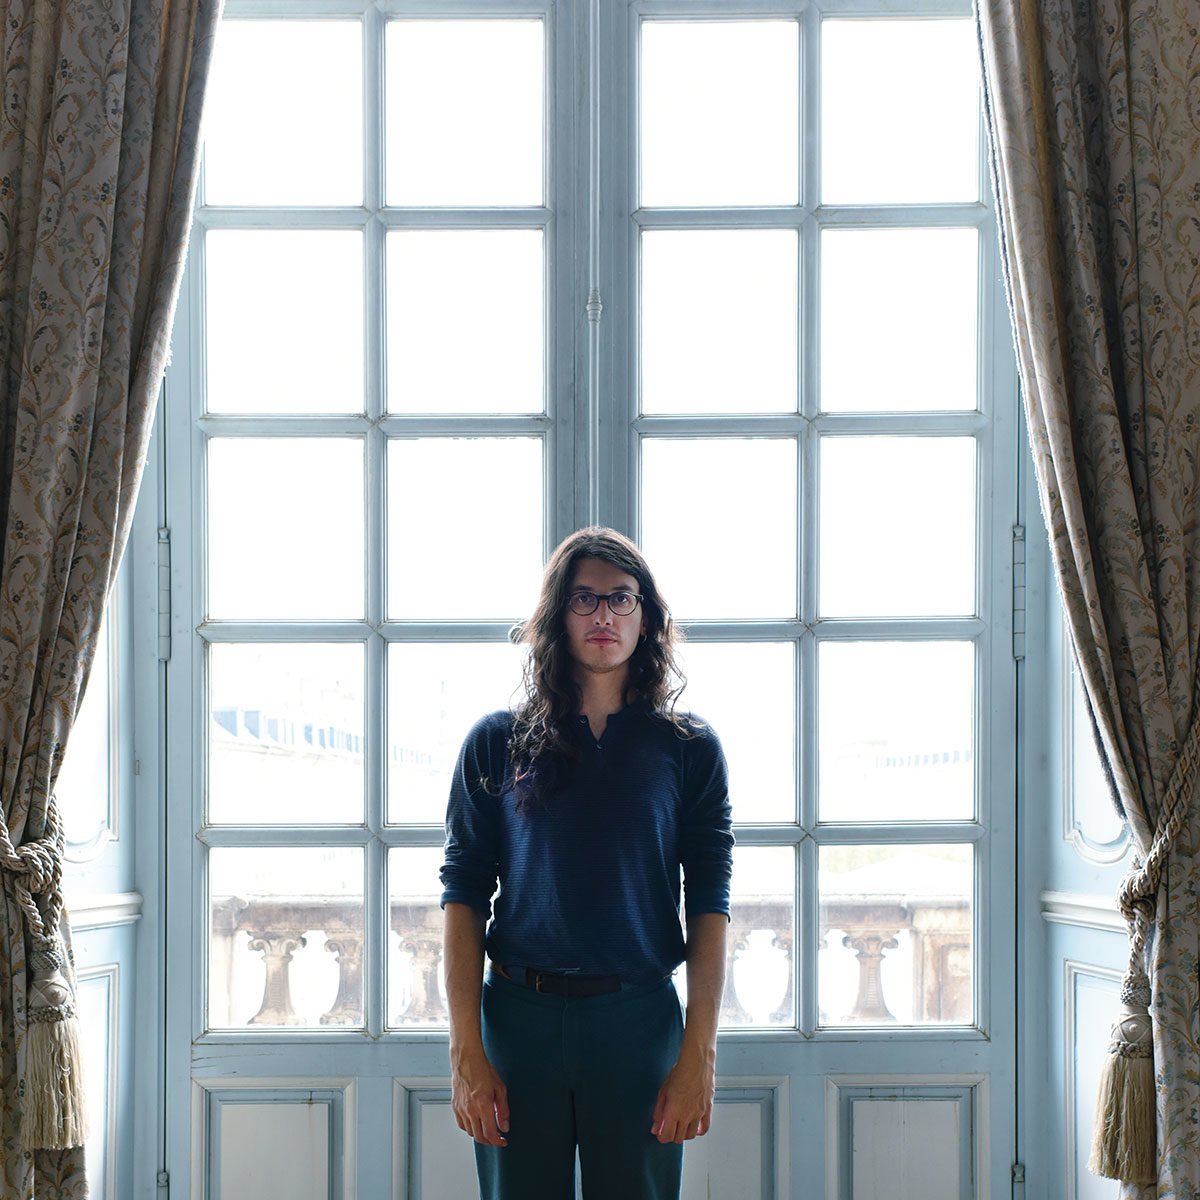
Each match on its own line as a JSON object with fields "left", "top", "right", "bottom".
{"left": 588, "top": 0, "right": 635, "bottom": 538}
{"left": 549, "top": 0, "right": 585, "bottom": 545}
{"left": 362, "top": 36, "right": 386, "bottom": 1059}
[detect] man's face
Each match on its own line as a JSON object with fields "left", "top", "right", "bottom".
{"left": 563, "top": 557, "right": 647, "bottom": 684}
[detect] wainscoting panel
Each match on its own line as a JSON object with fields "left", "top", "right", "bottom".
{"left": 396, "top": 1084, "right": 481, "bottom": 1200}
{"left": 826, "top": 1076, "right": 983, "bottom": 1200}
{"left": 203, "top": 1085, "right": 349, "bottom": 1200}
{"left": 1066, "top": 962, "right": 1122, "bottom": 1200}
{"left": 76, "top": 965, "right": 118, "bottom": 1200}
{"left": 681, "top": 1086, "right": 775, "bottom": 1200}
{"left": 394, "top": 1080, "right": 778, "bottom": 1200}
{"left": 851, "top": 1097, "right": 959, "bottom": 1200}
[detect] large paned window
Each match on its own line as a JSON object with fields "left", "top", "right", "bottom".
{"left": 628, "top": 9, "right": 990, "bottom": 1032}
{"left": 165, "top": 0, "right": 1017, "bottom": 1191}
{"left": 190, "top": 9, "right": 566, "bottom": 1035}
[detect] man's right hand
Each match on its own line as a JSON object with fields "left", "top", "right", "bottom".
{"left": 450, "top": 1045, "right": 510, "bottom": 1147}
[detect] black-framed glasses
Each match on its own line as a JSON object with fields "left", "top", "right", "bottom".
{"left": 566, "top": 590, "right": 643, "bottom": 616}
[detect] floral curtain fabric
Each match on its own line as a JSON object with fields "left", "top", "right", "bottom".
{"left": 976, "top": 0, "right": 1200, "bottom": 1193}
{"left": 0, "top": 0, "right": 218, "bottom": 1193}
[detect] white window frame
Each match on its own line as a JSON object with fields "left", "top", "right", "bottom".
{"left": 601, "top": 0, "right": 1019, "bottom": 1047}
{"left": 144, "top": 0, "right": 1024, "bottom": 1193}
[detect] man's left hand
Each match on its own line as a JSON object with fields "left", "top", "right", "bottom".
{"left": 650, "top": 1042, "right": 715, "bottom": 1143}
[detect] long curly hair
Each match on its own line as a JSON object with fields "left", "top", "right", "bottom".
{"left": 508, "top": 527, "right": 688, "bottom": 814}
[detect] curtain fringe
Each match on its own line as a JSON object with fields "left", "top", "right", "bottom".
{"left": 20, "top": 932, "right": 88, "bottom": 1149}
{"left": 20, "top": 1008, "right": 88, "bottom": 1150}
{"left": 1088, "top": 1002, "right": 1155, "bottom": 1183}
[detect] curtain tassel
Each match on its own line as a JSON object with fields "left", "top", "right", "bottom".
{"left": 1088, "top": 976, "right": 1155, "bottom": 1183}
{"left": 20, "top": 935, "right": 87, "bottom": 1150}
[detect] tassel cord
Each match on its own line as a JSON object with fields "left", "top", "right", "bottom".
{"left": 0, "top": 796, "right": 66, "bottom": 941}
{"left": 1116, "top": 711, "right": 1200, "bottom": 988}
{"left": 0, "top": 796, "right": 89, "bottom": 1149}
{"left": 1088, "top": 707, "right": 1200, "bottom": 1184}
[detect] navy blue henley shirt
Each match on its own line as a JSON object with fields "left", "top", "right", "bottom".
{"left": 439, "top": 706, "right": 734, "bottom": 983}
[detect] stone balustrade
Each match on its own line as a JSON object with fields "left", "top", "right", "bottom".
{"left": 211, "top": 892, "right": 970, "bottom": 1028}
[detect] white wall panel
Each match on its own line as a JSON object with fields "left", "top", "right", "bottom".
{"left": 1069, "top": 965, "right": 1121, "bottom": 1200}
{"left": 398, "top": 1087, "right": 477, "bottom": 1200}
{"left": 417, "top": 1099, "right": 475, "bottom": 1200}
{"left": 76, "top": 966, "right": 117, "bottom": 1200}
{"left": 219, "top": 1102, "right": 330, "bottom": 1200}
{"left": 682, "top": 1092, "right": 769, "bottom": 1199}
{"left": 827, "top": 1078, "right": 980, "bottom": 1200}
{"left": 199, "top": 1084, "right": 351, "bottom": 1200}
{"left": 851, "top": 1098, "right": 959, "bottom": 1200}
{"left": 399, "top": 1082, "right": 775, "bottom": 1200}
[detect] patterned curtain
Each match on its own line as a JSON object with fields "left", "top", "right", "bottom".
{"left": 976, "top": 1, "right": 1200, "bottom": 1194}
{"left": 0, "top": 0, "right": 218, "bottom": 1192}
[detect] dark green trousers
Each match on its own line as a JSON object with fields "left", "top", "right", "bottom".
{"left": 475, "top": 970, "right": 685, "bottom": 1200}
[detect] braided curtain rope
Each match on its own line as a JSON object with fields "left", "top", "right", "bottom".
{"left": 0, "top": 798, "right": 65, "bottom": 943}
{"left": 1117, "top": 711, "right": 1200, "bottom": 989}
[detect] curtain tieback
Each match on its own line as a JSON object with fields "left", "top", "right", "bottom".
{"left": 0, "top": 803, "right": 65, "bottom": 940}
{"left": 0, "top": 800, "right": 86, "bottom": 1147}
{"left": 3, "top": 838, "right": 59, "bottom": 894}
{"left": 1089, "top": 711, "right": 1200, "bottom": 1183}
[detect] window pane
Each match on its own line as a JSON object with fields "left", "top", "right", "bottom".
{"left": 819, "top": 641, "right": 974, "bottom": 822}
{"left": 387, "top": 438, "right": 542, "bottom": 620}
{"left": 642, "top": 438, "right": 797, "bottom": 620}
{"left": 723, "top": 846, "right": 795, "bottom": 1028}
{"left": 204, "top": 20, "right": 362, "bottom": 206}
{"left": 821, "top": 18, "right": 979, "bottom": 204}
{"left": 206, "top": 230, "right": 363, "bottom": 415}
{"left": 209, "top": 848, "right": 363, "bottom": 1029}
{"left": 677, "top": 642, "right": 794, "bottom": 823}
{"left": 819, "top": 844, "right": 973, "bottom": 1026}
{"left": 389, "top": 847, "right": 450, "bottom": 1028}
{"left": 386, "top": 19, "right": 543, "bottom": 205}
{"left": 209, "top": 643, "right": 364, "bottom": 825}
{"left": 388, "top": 642, "right": 525, "bottom": 824}
{"left": 642, "top": 230, "right": 797, "bottom": 414}
{"left": 819, "top": 436, "right": 975, "bottom": 618}
{"left": 821, "top": 228, "right": 977, "bottom": 413}
{"left": 387, "top": 230, "right": 543, "bottom": 414}
{"left": 208, "top": 438, "right": 364, "bottom": 621}
{"left": 641, "top": 20, "right": 798, "bottom": 207}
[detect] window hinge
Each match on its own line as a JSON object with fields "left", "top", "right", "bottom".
{"left": 157, "top": 527, "right": 172, "bottom": 663}
{"left": 1011, "top": 1162, "right": 1026, "bottom": 1200}
{"left": 156, "top": 1168, "right": 170, "bottom": 1195}
{"left": 1011, "top": 523, "right": 1026, "bottom": 661}
{"left": 586, "top": 287, "right": 603, "bottom": 323}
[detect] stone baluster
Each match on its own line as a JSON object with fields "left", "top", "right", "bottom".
{"left": 398, "top": 937, "right": 444, "bottom": 1023}
{"left": 841, "top": 930, "right": 900, "bottom": 1022}
{"left": 722, "top": 921, "right": 754, "bottom": 1025}
{"left": 770, "top": 928, "right": 794, "bottom": 1024}
{"left": 815, "top": 928, "right": 830, "bottom": 1025}
{"left": 321, "top": 934, "right": 363, "bottom": 1025}
{"left": 246, "top": 930, "right": 307, "bottom": 1025}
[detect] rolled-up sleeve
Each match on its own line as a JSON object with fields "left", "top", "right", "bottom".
{"left": 680, "top": 725, "right": 735, "bottom": 921}
{"left": 439, "top": 714, "right": 506, "bottom": 917}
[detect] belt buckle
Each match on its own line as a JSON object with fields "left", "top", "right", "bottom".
{"left": 533, "top": 971, "right": 545, "bottom": 994}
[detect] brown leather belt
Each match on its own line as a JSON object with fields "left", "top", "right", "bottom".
{"left": 497, "top": 965, "right": 622, "bottom": 997}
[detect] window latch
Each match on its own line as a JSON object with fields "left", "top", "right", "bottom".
{"left": 157, "top": 527, "right": 172, "bottom": 663}
{"left": 1012, "top": 524, "right": 1026, "bottom": 661}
